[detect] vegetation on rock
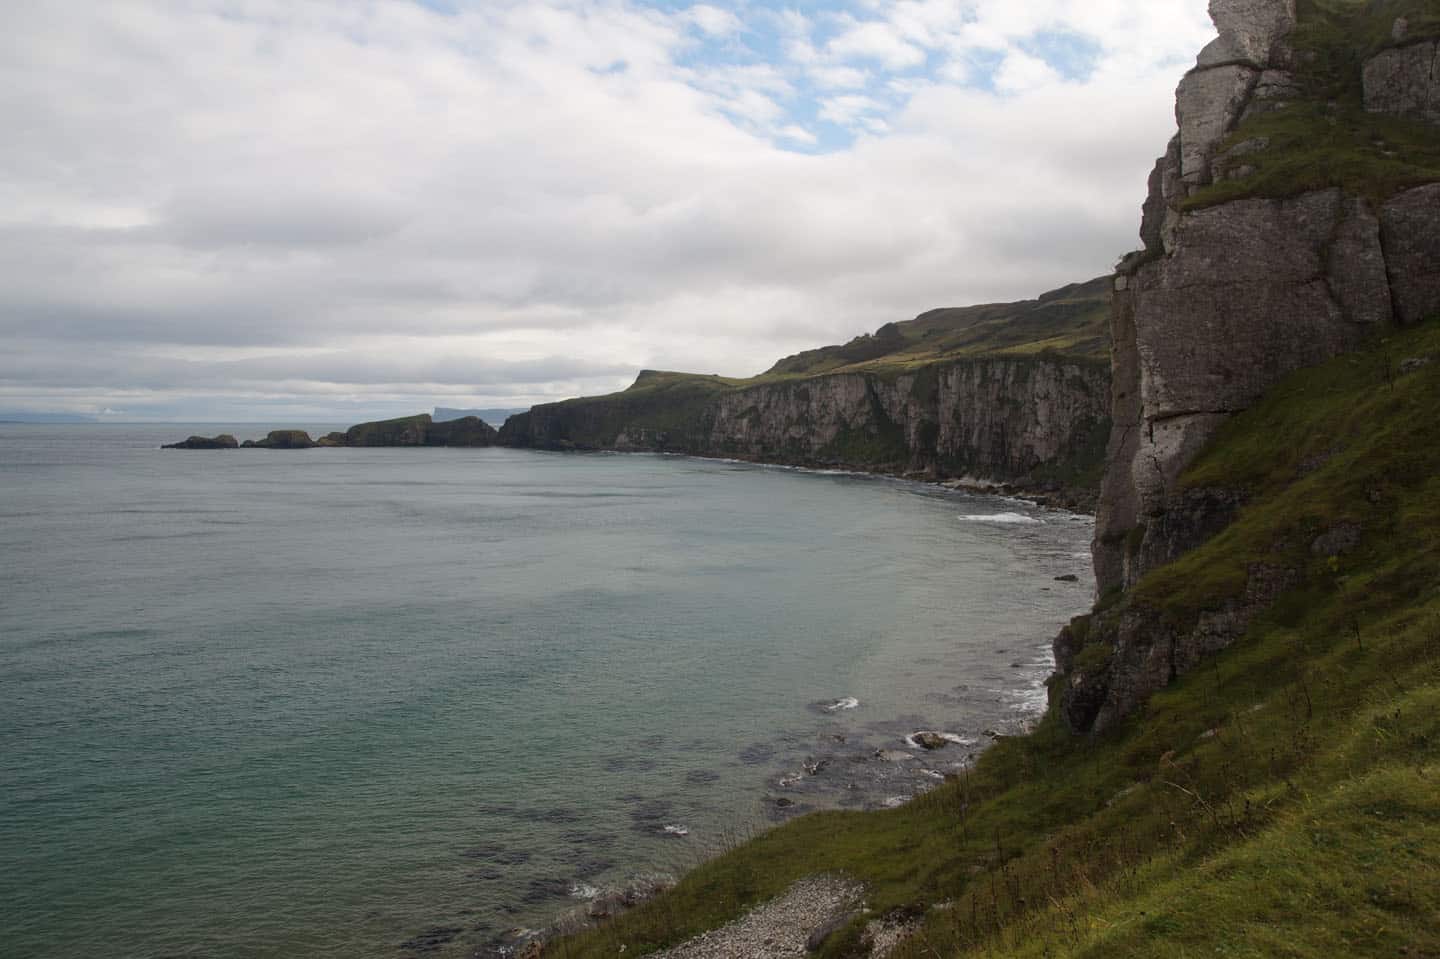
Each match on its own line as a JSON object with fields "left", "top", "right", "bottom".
{"left": 547, "top": 319, "right": 1440, "bottom": 959}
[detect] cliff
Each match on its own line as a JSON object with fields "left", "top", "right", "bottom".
{"left": 501, "top": 279, "right": 1113, "bottom": 506}
{"left": 1058, "top": 0, "right": 1440, "bottom": 734}
{"left": 550, "top": 321, "right": 1440, "bottom": 959}
{"left": 321, "top": 414, "right": 499, "bottom": 448}
{"left": 542, "top": 5, "right": 1440, "bottom": 957}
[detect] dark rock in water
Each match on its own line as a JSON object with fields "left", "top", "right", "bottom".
{"left": 522, "top": 877, "right": 573, "bottom": 904}
{"left": 162, "top": 434, "right": 238, "bottom": 450}
{"left": 738, "top": 742, "right": 777, "bottom": 765}
{"left": 397, "top": 926, "right": 463, "bottom": 953}
{"left": 573, "top": 857, "right": 614, "bottom": 879}
{"left": 911, "top": 732, "right": 951, "bottom": 750}
{"left": 242, "top": 430, "right": 317, "bottom": 450}
{"left": 684, "top": 769, "right": 722, "bottom": 785}
{"left": 459, "top": 845, "right": 531, "bottom": 866}
{"left": 627, "top": 799, "right": 674, "bottom": 834}
{"left": 774, "top": 797, "right": 795, "bottom": 808}
{"left": 1054, "top": 573, "right": 1080, "bottom": 582}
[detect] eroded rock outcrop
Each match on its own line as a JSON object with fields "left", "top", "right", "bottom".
{"left": 501, "top": 356, "right": 1111, "bottom": 505}
{"left": 333, "top": 414, "right": 498, "bottom": 447}
{"left": 242, "top": 430, "right": 318, "bottom": 449}
{"left": 1058, "top": 0, "right": 1440, "bottom": 734}
{"left": 1364, "top": 37, "right": 1440, "bottom": 124}
{"left": 161, "top": 434, "right": 238, "bottom": 450}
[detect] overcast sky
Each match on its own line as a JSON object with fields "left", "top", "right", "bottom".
{"left": 0, "top": 0, "right": 1214, "bottom": 422}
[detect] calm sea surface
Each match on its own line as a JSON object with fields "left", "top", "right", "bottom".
{"left": 1, "top": 424, "right": 1094, "bottom": 959}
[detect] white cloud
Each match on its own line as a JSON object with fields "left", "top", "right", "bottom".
{"left": 992, "top": 50, "right": 1064, "bottom": 93}
{"left": 0, "top": 0, "right": 1218, "bottom": 420}
{"left": 686, "top": 4, "right": 742, "bottom": 37}
{"left": 818, "top": 94, "right": 886, "bottom": 127}
{"left": 807, "top": 64, "right": 870, "bottom": 90}
{"left": 827, "top": 17, "right": 928, "bottom": 69}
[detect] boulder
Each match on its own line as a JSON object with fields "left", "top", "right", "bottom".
{"left": 1176, "top": 65, "right": 1260, "bottom": 188}
{"left": 1363, "top": 40, "right": 1440, "bottom": 124}
{"left": 1381, "top": 183, "right": 1440, "bottom": 325}
{"left": 161, "top": 434, "right": 238, "bottom": 450}
{"left": 1199, "top": 0, "right": 1297, "bottom": 67}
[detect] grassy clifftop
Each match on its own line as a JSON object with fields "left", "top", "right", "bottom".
{"left": 547, "top": 319, "right": 1440, "bottom": 959}
{"left": 764, "top": 277, "right": 1110, "bottom": 377}
{"left": 544, "top": 277, "right": 1111, "bottom": 409}
{"left": 1189, "top": 0, "right": 1440, "bottom": 209}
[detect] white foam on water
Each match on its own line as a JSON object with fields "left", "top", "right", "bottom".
{"left": 956, "top": 512, "right": 1041, "bottom": 525}
{"left": 569, "top": 882, "right": 599, "bottom": 900}
{"left": 661, "top": 824, "right": 689, "bottom": 837}
{"left": 882, "top": 795, "right": 910, "bottom": 808}
{"left": 823, "top": 696, "right": 860, "bottom": 712}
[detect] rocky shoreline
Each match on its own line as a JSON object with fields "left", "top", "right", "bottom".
{"left": 162, "top": 422, "right": 1097, "bottom": 514}
{"left": 462, "top": 638, "right": 1074, "bottom": 959}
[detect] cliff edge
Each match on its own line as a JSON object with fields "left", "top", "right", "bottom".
{"left": 1061, "top": 0, "right": 1440, "bottom": 733}
{"left": 500, "top": 279, "right": 1113, "bottom": 508}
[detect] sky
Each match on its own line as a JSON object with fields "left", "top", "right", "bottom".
{"left": 0, "top": 0, "right": 1216, "bottom": 422}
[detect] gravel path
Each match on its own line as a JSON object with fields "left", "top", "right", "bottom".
{"left": 651, "top": 876, "right": 865, "bottom": 959}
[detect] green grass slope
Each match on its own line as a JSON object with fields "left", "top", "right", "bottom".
{"left": 551, "top": 276, "right": 1110, "bottom": 403}
{"left": 764, "top": 277, "right": 1110, "bottom": 377}
{"left": 545, "top": 320, "right": 1440, "bottom": 959}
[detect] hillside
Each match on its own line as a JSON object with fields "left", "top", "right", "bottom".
{"left": 763, "top": 278, "right": 1110, "bottom": 376}
{"left": 548, "top": 314, "right": 1440, "bottom": 959}
{"left": 535, "top": 1, "right": 1440, "bottom": 956}
{"left": 500, "top": 279, "right": 1113, "bottom": 506}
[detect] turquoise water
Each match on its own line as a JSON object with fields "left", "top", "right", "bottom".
{"left": 0, "top": 425, "right": 1094, "bottom": 958}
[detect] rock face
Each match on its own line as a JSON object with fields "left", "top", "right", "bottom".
{"left": 1364, "top": 38, "right": 1440, "bottom": 124}
{"left": 243, "top": 430, "right": 317, "bottom": 449}
{"left": 1057, "top": 0, "right": 1440, "bottom": 734}
{"left": 161, "top": 434, "right": 238, "bottom": 450}
{"left": 501, "top": 356, "right": 1111, "bottom": 502}
{"left": 337, "top": 414, "right": 498, "bottom": 447}
{"left": 1094, "top": 0, "right": 1440, "bottom": 599}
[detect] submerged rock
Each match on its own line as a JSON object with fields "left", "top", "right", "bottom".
{"left": 909, "top": 732, "right": 951, "bottom": 751}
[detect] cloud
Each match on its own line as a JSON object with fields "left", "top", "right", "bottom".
{"left": 686, "top": 4, "right": 743, "bottom": 37}
{"left": 0, "top": 0, "right": 1217, "bottom": 420}
{"left": 807, "top": 64, "right": 870, "bottom": 90}
{"left": 827, "top": 17, "right": 928, "bottom": 69}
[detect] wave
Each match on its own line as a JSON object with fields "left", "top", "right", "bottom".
{"left": 823, "top": 696, "right": 860, "bottom": 712}
{"left": 661, "top": 824, "right": 689, "bottom": 837}
{"left": 956, "top": 512, "right": 1041, "bottom": 525}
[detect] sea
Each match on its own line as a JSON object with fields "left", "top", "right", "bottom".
{"left": 0, "top": 424, "right": 1095, "bottom": 959}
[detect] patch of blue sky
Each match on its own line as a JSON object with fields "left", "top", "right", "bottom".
{"left": 656, "top": 1, "right": 936, "bottom": 152}
{"left": 1017, "top": 28, "right": 1104, "bottom": 83}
